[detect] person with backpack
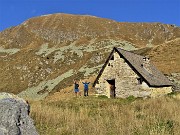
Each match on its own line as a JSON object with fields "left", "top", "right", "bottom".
{"left": 82, "top": 80, "right": 90, "bottom": 96}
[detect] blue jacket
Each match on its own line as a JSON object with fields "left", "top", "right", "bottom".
{"left": 82, "top": 82, "right": 90, "bottom": 90}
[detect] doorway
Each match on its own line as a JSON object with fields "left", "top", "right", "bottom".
{"left": 107, "top": 79, "right": 116, "bottom": 98}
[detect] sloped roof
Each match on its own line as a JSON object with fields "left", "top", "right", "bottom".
{"left": 93, "top": 47, "right": 172, "bottom": 87}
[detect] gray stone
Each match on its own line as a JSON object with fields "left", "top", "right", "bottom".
{"left": 0, "top": 93, "right": 38, "bottom": 135}
{"left": 168, "top": 73, "right": 180, "bottom": 92}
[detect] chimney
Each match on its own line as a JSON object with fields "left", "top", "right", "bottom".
{"left": 142, "top": 56, "right": 152, "bottom": 74}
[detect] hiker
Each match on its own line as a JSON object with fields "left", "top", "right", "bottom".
{"left": 73, "top": 79, "right": 80, "bottom": 97}
{"left": 82, "top": 80, "right": 90, "bottom": 96}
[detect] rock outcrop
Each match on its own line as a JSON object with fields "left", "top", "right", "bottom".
{"left": 169, "top": 73, "right": 180, "bottom": 92}
{"left": 0, "top": 93, "right": 38, "bottom": 135}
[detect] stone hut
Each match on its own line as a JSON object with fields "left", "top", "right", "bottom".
{"left": 93, "top": 47, "right": 172, "bottom": 98}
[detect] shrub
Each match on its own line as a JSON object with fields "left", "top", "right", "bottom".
{"left": 126, "top": 95, "right": 136, "bottom": 102}
{"left": 98, "top": 95, "right": 108, "bottom": 99}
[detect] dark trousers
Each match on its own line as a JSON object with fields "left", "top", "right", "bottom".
{"left": 84, "top": 89, "right": 88, "bottom": 96}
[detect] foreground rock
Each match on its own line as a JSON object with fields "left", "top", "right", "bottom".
{"left": 0, "top": 93, "right": 38, "bottom": 135}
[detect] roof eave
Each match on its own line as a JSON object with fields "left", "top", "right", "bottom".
{"left": 93, "top": 48, "right": 116, "bottom": 87}
{"left": 148, "top": 84, "right": 172, "bottom": 88}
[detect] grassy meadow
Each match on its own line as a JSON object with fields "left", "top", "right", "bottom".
{"left": 30, "top": 94, "right": 180, "bottom": 135}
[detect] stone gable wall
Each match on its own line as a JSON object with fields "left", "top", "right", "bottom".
{"left": 95, "top": 52, "right": 172, "bottom": 98}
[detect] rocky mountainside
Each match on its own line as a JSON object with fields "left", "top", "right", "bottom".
{"left": 0, "top": 13, "right": 179, "bottom": 100}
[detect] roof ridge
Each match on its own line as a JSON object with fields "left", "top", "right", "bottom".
{"left": 115, "top": 47, "right": 145, "bottom": 58}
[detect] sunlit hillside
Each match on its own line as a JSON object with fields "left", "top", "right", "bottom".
{"left": 0, "top": 13, "right": 179, "bottom": 100}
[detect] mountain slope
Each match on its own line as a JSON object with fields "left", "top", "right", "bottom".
{"left": 0, "top": 13, "right": 179, "bottom": 100}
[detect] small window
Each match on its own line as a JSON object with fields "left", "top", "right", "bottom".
{"left": 110, "top": 55, "right": 114, "bottom": 60}
{"left": 137, "top": 78, "right": 143, "bottom": 84}
{"left": 108, "top": 63, "right": 110, "bottom": 66}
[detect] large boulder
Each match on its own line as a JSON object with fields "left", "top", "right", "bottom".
{"left": 0, "top": 93, "right": 38, "bottom": 135}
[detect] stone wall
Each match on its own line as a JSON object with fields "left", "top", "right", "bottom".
{"left": 95, "top": 51, "right": 172, "bottom": 98}
{"left": 150, "top": 87, "right": 172, "bottom": 97}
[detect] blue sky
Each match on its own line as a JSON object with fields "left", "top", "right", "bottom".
{"left": 0, "top": 0, "right": 179, "bottom": 31}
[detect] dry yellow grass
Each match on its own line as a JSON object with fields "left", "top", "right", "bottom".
{"left": 46, "top": 76, "right": 96, "bottom": 102}
{"left": 149, "top": 38, "right": 180, "bottom": 74}
{"left": 30, "top": 95, "right": 180, "bottom": 135}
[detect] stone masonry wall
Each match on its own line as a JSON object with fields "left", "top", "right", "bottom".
{"left": 95, "top": 51, "right": 172, "bottom": 98}
{"left": 150, "top": 87, "right": 172, "bottom": 97}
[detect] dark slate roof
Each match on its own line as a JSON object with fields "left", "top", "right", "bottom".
{"left": 93, "top": 47, "right": 172, "bottom": 87}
